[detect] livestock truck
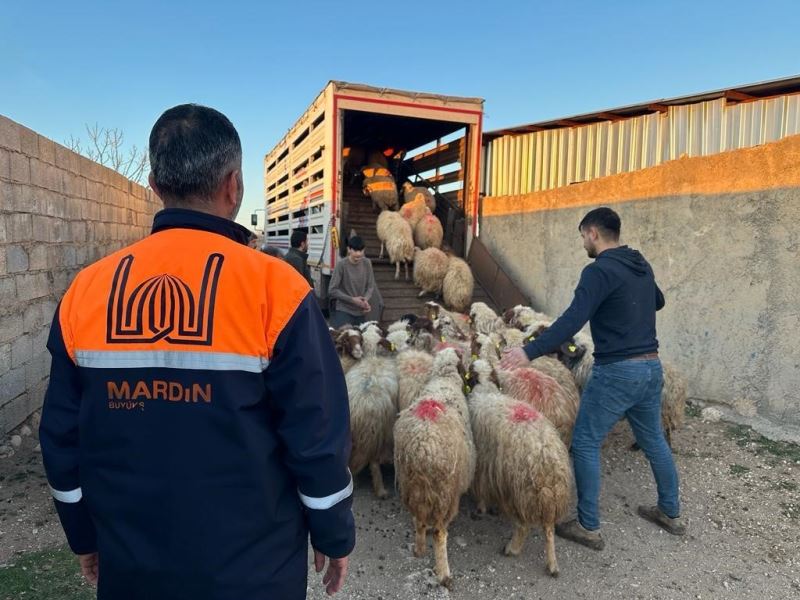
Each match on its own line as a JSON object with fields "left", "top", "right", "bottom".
{"left": 255, "top": 81, "right": 484, "bottom": 304}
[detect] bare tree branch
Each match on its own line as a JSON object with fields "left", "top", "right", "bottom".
{"left": 67, "top": 123, "right": 149, "bottom": 186}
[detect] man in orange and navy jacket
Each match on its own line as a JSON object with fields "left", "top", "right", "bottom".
{"left": 39, "top": 104, "right": 355, "bottom": 599}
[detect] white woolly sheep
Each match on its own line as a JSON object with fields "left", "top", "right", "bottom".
{"left": 345, "top": 327, "right": 398, "bottom": 499}
{"left": 402, "top": 181, "right": 436, "bottom": 212}
{"left": 413, "top": 209, "right": 444, "bottom": 250}
{"left": 467, "top": 360, "right": 571, "bottom": 576}
{"left": 399, "top": 193, "right": 429, "bottom": 229}
{"left": 413, "top": 248, "right": 450, "bottom": 297}
{"left": 502, "top": 305, "right": 554, "bottom": 333}
{"left": 395, "top": 349, "right": 435, "bottom": 412}
{"left": 425, "top": 301, "right": 471, "bottom": 343}
{"left": 497, "top": 366, "right": 580, "bottom": 446}
{"left": 332, "top": 327, "right": 364, "bottom": 375}
{"left": 469, "top": 302, "right": 504, "bottom": 336}
{"left": 442, "top": 257, "right": 474, "bottom": 314}
{"left": 393, "top": 348, "right": 475, "bottom": 587}
{"left": 379, "top": 215, "right": 414, "bottom": 280}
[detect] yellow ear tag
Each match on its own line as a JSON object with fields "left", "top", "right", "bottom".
{"left": 471, "top": 354, "right": 478, "bottom": 360}
{"left": 495, "top": 343, "right": 501, "bottom": 349}
{"left": 568, "top": 345, "right": 577, "bottom": 353}
{"left": 390, "top": 343, "right": 396, "bottom": 352}
{"left": 465, "top": 385, "right": 472, "bottom": 394}
{"left": 440, "top": 336, "right": 445, "bottom": 342}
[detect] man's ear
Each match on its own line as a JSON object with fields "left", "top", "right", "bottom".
{"left": 148, "top": 173, "right": 160, "bottom": 198}
{"left": 225, "top": 169, "right": 241, "bottom": 207}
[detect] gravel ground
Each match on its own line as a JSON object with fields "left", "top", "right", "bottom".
{"left": 2, "top": 410, "right": 798, "bottom": 599}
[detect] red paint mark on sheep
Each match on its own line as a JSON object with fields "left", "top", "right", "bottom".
{"left": 510, "top": 403, "right": 541, "bottom": 423}
{"left": 413, "top": 399, "right": 446, "bottom": 421}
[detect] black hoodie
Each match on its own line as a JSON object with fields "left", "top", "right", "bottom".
{"left": 523, "top": 246, "right": 665, "bottom": 365}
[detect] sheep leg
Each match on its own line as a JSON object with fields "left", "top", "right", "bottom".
{"left": 404, "top": 260, "right": 409, "bottom": 281}
{"left": 476, "top": 499, "right": 487, "bottom": 515}
{"left": 503, "top": 522, "right": 530, "bottom": 556}
{"left": 369, "top": 462, "right": 388, "bottom": 499}
{"left": 379, "top": 242, "right": 384, "bottom": 260}
{"left": 394, "top": 261, "right": 400, "bottom": 280}
{"left": 413, "top": 518, "right": 427, "bottom": 558}
{"left": 544, "top": 523, "right": 559, "bottom": 577}
{"left": 433, "top": 528, "right": 452, "bottom": 588}
{"left": 665, "top": 427, "right": 673, "bottom": 450}
{"left": 417, "top": 289, "right": 427, "bottom": 298}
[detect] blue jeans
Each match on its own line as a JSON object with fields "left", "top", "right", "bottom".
{"left": 571, "top": 359, "right": 680, "bottom": 530}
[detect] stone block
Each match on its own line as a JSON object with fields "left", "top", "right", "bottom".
{"left": 0, "top": 343, "right": 9, "bottom": 374}
{"left": 51, "top": 219, "right": 71, "bottom": 243}
{"left": 23, "top": 302, "right": 43, "bottom": 333}
{"left": 28, "top": 245, "right": 47, "bottom": 271}
{"left": 0, "top": 147, "right": 10, "bottom": 180}
{"left": 32, "top": 215, "right": 52, "bottom": 243}
{"left": 0, "top": 309, "right": 23, "bottom": 343}
{"left": 0, "top": 366, "right": 25, "bottom": 403}
{"left": 9, "top": 152, "right": 30, "bottom": 184}
{"left": 54, "top": 144, "right": 72, "bottom": 170}
{"left": 86, "top": 180, "right": 103, "bottom": 202}
{"left": 0, "top": 389, "right": 44, "bottom": 435}
{"left": 38, "top": 136, "right": 55, "bottom": 165}
{"left": 11, "top": 334, "right": 32, "bottom": 369}
{"left": 8, "top": 213, "right": 32, "bottom": 243}
{"left": 31, "top": 327, "right": 49, "bottom": 356}
{"left": 15, "top": 272, "right": 50, "bottom": 302}
{"left": 0, "top": 276, "right": 15, "bottom": 304}
{"left": 45, "top": 194, "right": 68, "bottom": 219}
{"left": 0, "top": 116, "right": 20, "bottom": 152}
{"left": 62, "top": 246, "right": 77, "bottom": 267}
{"left": 0, "top": 248, "right": 5, "bottom": 276}
{"left": 0, "top": 209, "right": 6, "bottom": 243}
{"left": 6, "top": 245, "right": 29, "bottom": 273}
{"left": 70, "top": 220, "right": 86, "bottom": 242}
{"left": 18, "top": 126, "right": 38, "bottom": 158}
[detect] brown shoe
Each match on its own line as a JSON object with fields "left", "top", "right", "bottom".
{"left": 637, "top": 505, "right": 686, "bottom": 536}
{"left": 554, "top": 519, "right": 605, "bottom": 550}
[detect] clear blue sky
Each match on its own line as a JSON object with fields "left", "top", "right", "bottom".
{"left": 2, "top": 0, "right": 799, "bottom": 226}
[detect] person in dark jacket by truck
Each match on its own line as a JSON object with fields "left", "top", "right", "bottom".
{"left": 39, "top": 104, "right": 354, "bottom": 599}
{"left": 501, "top": 207, "right": 684, "bottom": 551}
{"left": 285, "top": 229, "right": 314, "bottom": 287}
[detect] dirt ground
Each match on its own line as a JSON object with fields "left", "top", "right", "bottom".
{"left": 2, "top": 409, "right": 799, "bottom": 600}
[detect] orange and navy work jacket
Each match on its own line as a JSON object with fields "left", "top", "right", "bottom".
{"left": 39, "top": 209, "right": 355, "bottom": 600}
{"left": 361, "top": 165, "right": 397, "bottom": 195}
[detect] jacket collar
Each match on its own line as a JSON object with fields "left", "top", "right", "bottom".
{"left": 151, "top": 208, "right": 253, "bottom": 245}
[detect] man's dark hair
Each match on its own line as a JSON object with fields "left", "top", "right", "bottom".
{"left": 347, "top": 236, "right": 365, "bottom": 251}
{"left": 579, "top": 207, "right": 621, "bottom": 240}
{"left": 290, "top": 229, "right": 308, "bottom": 249}
{"left": 149, "top": 104, "right": 242, "bottom": 206}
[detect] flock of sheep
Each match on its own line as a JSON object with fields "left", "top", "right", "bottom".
{"left": 359, "top": 151, "right": 475, "bottom": 313}
{"left": 330, "top": 301, "right": 687, "bottom": 588}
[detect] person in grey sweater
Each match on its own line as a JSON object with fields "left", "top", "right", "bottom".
{"left": 328, "top": 236, "right": 377, "bottom": 327}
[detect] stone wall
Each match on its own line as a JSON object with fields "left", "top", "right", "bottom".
{"left": 0, "top": 115, "right": 159, "bottom": 434}
{"left": 480, "top": 134, "right": 800, "bottom": 427}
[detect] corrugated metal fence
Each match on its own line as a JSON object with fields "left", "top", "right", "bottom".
{"left": 485, "top": 94, "right": 800, "bottom": 196}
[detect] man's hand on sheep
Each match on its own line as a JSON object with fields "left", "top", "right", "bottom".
{"left": 500, "top": 347, "right": 529, "bottom": 370}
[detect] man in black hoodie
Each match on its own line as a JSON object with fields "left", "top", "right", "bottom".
{"left": 501, "top": 207, "right": 683, "bottom": 550}
{"left": 284, "top": 229, "right": 314, "bottom": 287}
